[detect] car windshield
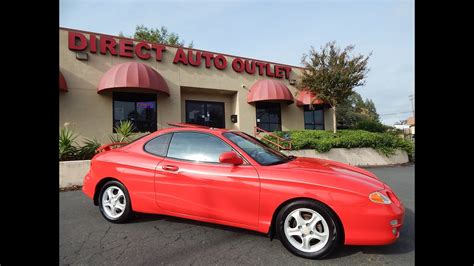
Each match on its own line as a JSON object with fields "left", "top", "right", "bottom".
{"left": 223, "top": 132, "right": 294, "bottom": 166}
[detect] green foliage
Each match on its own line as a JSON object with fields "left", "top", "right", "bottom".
{"left": 336, "top": 91, "right": 381, "bottom": 129}
{"left": 300, "top": 42, "right": 371, "bottom": 133}
{"left": 124, "top": 25, "right": 194, "bottom": 48}
{"left": 77, "top": 137, "right": 101, "bottom": 160}
{"left": 263, "top": 130, "right": 414, "bottom": 161}
{"left": 59, "top": 127, "right": 104, "bottom": 161}
{"left": 353, "top": 119, "right": 387, "bottom": 133}
{"left": 300, "top": 41, "right": 371, "bottom": 108}
{"left": 59, "top": 127, "right": 78, "bottom": 161}
{"left": 109, "top": 120, "right": 136, "bottom": 143}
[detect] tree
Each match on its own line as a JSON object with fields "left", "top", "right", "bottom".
{"left": 300, "top": 41, "right": 371, "bottom": 133}
{"left": 120, "top": 25, "right": 194, "bottom": 48}
{"left": 336, "top": 91, "right": 380, "bottom": 128}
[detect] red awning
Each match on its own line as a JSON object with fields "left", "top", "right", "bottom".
{"left": 59, "top": 72, "right": 68, "bottom": 92}
{"left": 296, "top": 90, "right": 324, "bottom": 106}
{"left": 97, "top": 62, "right": 170, "bottom": 95}
{"left": 247, "top": 79, "right": 294, "bottom": 104}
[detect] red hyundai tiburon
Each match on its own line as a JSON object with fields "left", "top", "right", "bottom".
{"left": 83, "top": 123, "right": 404, "bottom": 259}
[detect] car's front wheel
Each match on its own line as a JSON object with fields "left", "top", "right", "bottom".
{"left": 276, "top": 199, "right": 341, "bottom": 259}
{"left": 98, "top": 180, "right": 132, "bottom": 223}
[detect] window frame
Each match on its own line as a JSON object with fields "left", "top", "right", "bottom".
{"left": 185, "top": 100, "right": 226, "bottom": 128}
{"left": 144, "top": 130, "right": 250, "bottom": 165}
{"left": 143, "top": 133, "right": 173, "bottom": 158}
{"left": 255, "top": 102, "right": 282, "bottom": 132}
{"left": 303, "top": 105, "right": 325, "bottom": 130}
{"left": 112, "top": 92, "right": 158, "bottom": 133}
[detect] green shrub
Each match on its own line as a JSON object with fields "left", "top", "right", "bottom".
{"left": 60, "top": 127, "right": 103, "bottom": 161}
{"left": 77, "top": 137, "right": 101, "bottom": 160}
{"left": 263, "top": 129, "right": 414, "bottom": 161}
{"left": 353, "top": 119, "right": 387, "bottom": 133}
{"left": 59, "top": 127, "right": 78, "bottom": 161}
{"left": 110, "top": 120, "right": 136, "bottom": 143}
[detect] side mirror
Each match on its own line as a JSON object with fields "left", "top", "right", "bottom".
{"left": 219, "top": 151, "right": 244, "bottom": 165}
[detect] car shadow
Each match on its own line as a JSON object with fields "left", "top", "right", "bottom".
{"left": 130, "top": 207, "right": 414, "bottom": 258}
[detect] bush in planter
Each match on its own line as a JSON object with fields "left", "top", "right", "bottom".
{"left": 77, "top": 137, "right": 101, "bottom": 160}
{"left": 263, "top": 129, "right": 414, "bottom": 161}
{"left": 353, "top": 119, "right": 388, "bottom": 133}
{"left": 59, "top": 127, "right": 78, "bottom": 161}
{"left": 109, "top": 120, "right": 136, "bottom": 143}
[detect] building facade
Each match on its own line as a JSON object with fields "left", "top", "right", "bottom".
{"left": 59, "top": 28, "right": 334, "bottom": 143}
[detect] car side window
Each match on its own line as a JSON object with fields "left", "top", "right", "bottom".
{"left": 144, "top": 133, "right": 173, "bottom": 157}
{"left": 167, "top": 132, "right": 233, "bottom": 163}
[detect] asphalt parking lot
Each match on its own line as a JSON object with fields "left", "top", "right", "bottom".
{"left": 60, "top": 164, "right": 414, "bottom": 265}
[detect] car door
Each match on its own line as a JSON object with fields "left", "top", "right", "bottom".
{"left": 154, "top": 131, "right": 260, "bottom": 227}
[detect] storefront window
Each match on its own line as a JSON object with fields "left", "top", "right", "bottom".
{"left": 256, "top": 102, "right": 282, "bottom": 132}
{"left": 113, "top": 92, "right": 157, "bottom": 133}
{"left": 185, "top": 100, "right": 225, "bottom": 128}
{"left": 304, "top": 105, "right": 324, "bottom": 130}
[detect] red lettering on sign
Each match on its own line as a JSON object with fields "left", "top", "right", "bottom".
{"left": 99, "top": 36, "right": 117, "bottom": 55}
{"left": 173, "top": 48, "right": 188, "bottom": 64}
{"left": 68, "top": 32, "right": 87, "bottom": 51}
{"left": 232, "top": 58, "right": 245, "bottom": 72}
{"left": 201, "top": 52, "right": 214, "bottom": 68}
{"left": 255, "top": 62, "right": 266, "bottom": 76}
{"left": 282, "top": 66, "right": 291, "bottom": 79}
{"left": 265, "top": 63, "right": 275, "bottom": 77}
{"left": 119, "top": 39, "right": 134, "bottom": 58}
{"left": 188, "top": 50, "right": 202, "bottom": 66}
{"left": 135, "top": 43, "right": 151, "bottom": 60}
{"left": 214, "top": 55, "right": 227, "bottom": 70}
{"left": 89, "top": 34, "right": 97, "bottom": 53}
{"left": 151, "top": 44, "right": 166, "bottom": 61}
{"left": 245, "top": 60, "right": 256, "bottom": 75}
{"left": 274, "top": 65, "right": 283, "bottom": 78}
{"left": 66, "top": 31, "right": 292, "bottom": 79}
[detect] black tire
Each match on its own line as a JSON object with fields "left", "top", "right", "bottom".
{"left": 275, "top": 199, "right": 342, "bottom": 259}
{"left": 98, "top": 180, "right": 133, "bottom": 223}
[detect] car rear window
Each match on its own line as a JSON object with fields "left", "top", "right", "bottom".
{"left": 144, "top": 133, "right": 172, "bottom": 157}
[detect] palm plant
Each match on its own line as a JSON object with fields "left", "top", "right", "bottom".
{"left": 109, "top": 120, "right": 136, "bottom": 143}
{"left": 77, "top": 137, "right": 101, "bottom": 160}
{"left": 59, "top": 127, "right": 78, "bottom": 161}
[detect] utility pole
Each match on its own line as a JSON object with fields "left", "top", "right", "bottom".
{"left": 409, "top": 94, "right": 414, "bottom": 117}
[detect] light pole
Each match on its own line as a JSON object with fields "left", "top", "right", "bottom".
{"left": 409, "top": 94, "right": 414, "bottom": 117}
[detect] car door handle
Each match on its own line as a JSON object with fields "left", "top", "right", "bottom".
{"left": 162, "top": 165, "right": 179, "bottom": 172}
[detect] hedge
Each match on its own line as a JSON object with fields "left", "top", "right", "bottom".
{"left": 263, "top": 130, "right": 414, "bottom": 160}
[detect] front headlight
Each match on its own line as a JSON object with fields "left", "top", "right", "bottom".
{"left": 369, "top": 191, "right": 392, "bottom": 204}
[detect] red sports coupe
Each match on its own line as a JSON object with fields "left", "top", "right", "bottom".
{"left": 83, "top": 123, "right": 404, "bottom": 259}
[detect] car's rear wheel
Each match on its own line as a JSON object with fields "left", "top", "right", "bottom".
{"left": 98, "top": 180, "right": 132, "bottom": 223}
{"left": 276, "top": 199, "right": 341, "bottom": 259}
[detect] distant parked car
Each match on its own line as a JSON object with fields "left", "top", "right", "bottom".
{"left": 83, "top": 123, "right": 404, "bottom": 259}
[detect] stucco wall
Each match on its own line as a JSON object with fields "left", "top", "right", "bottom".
{"left": 59, "top": 28, "right": 332, "bottom": 142}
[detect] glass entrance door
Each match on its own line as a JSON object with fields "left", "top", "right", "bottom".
{"left": 256, "top": 102, "right": 282, "bottom": 132}
{"left": 304, "top": 105, "right": 325, "bottom": 130}
{"left": 185, "top": 100, "right": 225, "bottom": 128}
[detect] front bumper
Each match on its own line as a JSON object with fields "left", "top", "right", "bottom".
{"left": 337, "top": 190, "right": 405, "bottom": 246}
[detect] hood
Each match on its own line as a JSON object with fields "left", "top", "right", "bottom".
{"left": 273, "top": 156, "right": 385, "bottom": 191}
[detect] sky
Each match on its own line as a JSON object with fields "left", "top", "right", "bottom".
{"left": 60, "top": 0, "right": 414, "bottom": 125}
